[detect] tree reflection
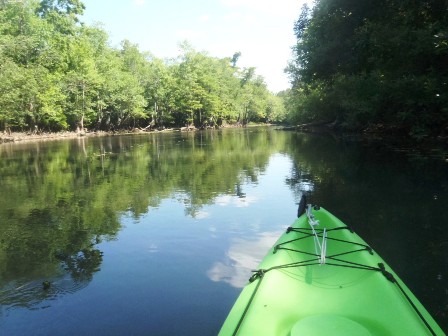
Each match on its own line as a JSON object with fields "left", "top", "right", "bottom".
{"left": 0, "top": 247, "right": 102, "bottom": 310}
{"left": 56, "top": 248, "right": 103, "bottom": 282}
{"left": 0, "top": 128, "right": 288, "bottom": 308}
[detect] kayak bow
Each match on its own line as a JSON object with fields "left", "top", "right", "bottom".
{"left": 219, "top": 202, "right": 444, "bottom": 335}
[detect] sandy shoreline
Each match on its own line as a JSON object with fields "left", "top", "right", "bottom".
{"left": 0, "top": 126, "right": 220, "bottom": 145}
{"left": 0, "top": 129, "right": 161, "bottom": 144}
{"left": 0, "top": 123, "right": 267, "bottom": 145}
{"left": 0, "top": 124, "right": 279, "bottom": 145}
{"left": 0, "top": 131, "right": 104, "bottom": 144}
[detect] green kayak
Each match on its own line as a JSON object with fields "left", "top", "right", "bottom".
{"left": 219, "top": 201, "right": 444, "bottom": 335}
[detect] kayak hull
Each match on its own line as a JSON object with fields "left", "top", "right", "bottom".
{"left": 219, "top": 206, "right": 444, "bottom": 335}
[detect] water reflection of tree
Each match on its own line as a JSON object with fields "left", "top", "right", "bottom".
{"left": 0, "top": 140, "right": 119, "bottom": 309}
{"left": 56, "top": 248, "right": 103, "bottom": 282}
{"left": 0, "top": 201, "right": 106, "bottom": 309}
{"left": 0, "top": 128, "right": 289, "bottom": 307}
{"left": 0, "top": 247, "right": 103, "bottom": 310}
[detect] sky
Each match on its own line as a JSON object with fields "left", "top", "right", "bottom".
{"left": 81, "top": 0, "right": 313, "bottom": 93}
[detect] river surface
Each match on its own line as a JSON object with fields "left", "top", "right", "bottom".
{"left": 0, "top": 127, "right": 447, "bottom": 335}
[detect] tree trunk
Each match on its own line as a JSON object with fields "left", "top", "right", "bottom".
{"left": 80, "top": 81, "right": 85, "bottom": 132}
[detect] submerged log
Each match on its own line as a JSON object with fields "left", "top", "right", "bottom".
{"left": 296, "top": 118, "right": 341, "bottom": 131}
{"left": 180, "top": 125, "right": 196, "bottom": 132}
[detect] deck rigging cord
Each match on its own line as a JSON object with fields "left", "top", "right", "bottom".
{"left": 231, "top": 204, "right": 437, "bottom": 336}
{"left": 306, "top": 204, "right": 327, "bottom": 265}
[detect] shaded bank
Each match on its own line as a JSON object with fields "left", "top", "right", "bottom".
{"left": 278, "top": 125, "right": 448, "bottom": 146}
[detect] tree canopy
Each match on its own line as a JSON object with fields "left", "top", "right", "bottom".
{"left": 0, "top": 0, "right": 285, "bottom": 133}
{"left": 286, "top": 0, "right": 448, "bottom": 138}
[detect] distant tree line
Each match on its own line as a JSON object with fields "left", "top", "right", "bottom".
{"left": 286, "top": 0, "right": 448, "bottom": 138}
{"left": 0, "top": 0, "right": 286, "bottom": 133}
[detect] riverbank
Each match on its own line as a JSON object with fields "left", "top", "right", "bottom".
{"left": 0, "top": 123, "right": 273, "bottom": 145}
{"left": 3, "top": 124, "right": 446, "bottom": 150}
{"left": 0, "top": 130, "right": 115, "bottom": 144}
{"left": 0, "top": 128, "right": 188, "bottom": 144}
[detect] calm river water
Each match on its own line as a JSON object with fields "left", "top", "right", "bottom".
{"left": 0, "top": 127, "right": 447, "bottom": 335}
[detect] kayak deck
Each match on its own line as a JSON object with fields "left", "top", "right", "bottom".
{"left": 219, "top": 205, "right": 444, "bottom": 335}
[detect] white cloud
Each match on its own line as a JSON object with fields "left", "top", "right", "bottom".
{"left": 222, "top": 11, "right": 241, "bottom": 22}
{"left": 194, "top": 210, "right": 210, "bottom": 219}
{"left": 220, "top": 0, "right": 309, "bottom": 18}
{"left": 223, "top": 12, "right": 257, "bottom": 25}
{"left": 199, "top": 14, "right": 210, "bottom": 22}
{"left": 133, "top": 0, "right": 146, "bottom": 6}
{"left": 205, "top": 34, "right": 295, "bottom": 91}
{"left": 207, "top": 232, "right": 281, "bottom": 288}
{"left": 176, "top": 29, "right": 205, "bottom": 41}
{"left": 216, "top": 195, "right": 232, "bottom": 206}
{"left": 235, "top": 195, "right": 258, "bottom": 208}
{"left": 215, "top": 194, "right": 258, "bottom": 208}
{"left": 208, "top": 0, "right": 307, "bottom": 91}
{"left": 147, "top": 243, "right": 158, "bottom": 253}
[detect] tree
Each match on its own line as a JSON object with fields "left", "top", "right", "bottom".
{"left": 144, "top": 57, "right": 176, "bottom": 128}
{"left": 237, "top": 69, "right": 271, "bottom": 125}
{"left": 287, "top": 0, "right": 448, "bottom": 137}
{"left": 231, "top": 51, "right": 241, "bottom": 67}
{"left": 92, "top": 47, "right": 147, "bottom": 130}
{"left": 37, "top": 0, "right": 85, "bottom": 35}
{"left": 0, "top": 0, "right": 68, "bottom": 131}
{"left": 63, "top": 27, "right": 102, "bottom": 131}
{"left": 0, "top": 2, "right": 282, "bottom": 133}
{"left": 266, "top": 94, "right": 287, "bottom": 123}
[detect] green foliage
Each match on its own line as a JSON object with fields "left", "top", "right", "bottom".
{"left": 0, "top": 1, "right": 284, "bottom": 132}
{"left": 287, "top": 0, "right": 448, "bottom": 137}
